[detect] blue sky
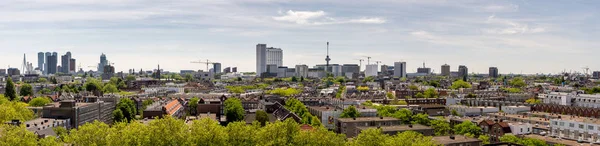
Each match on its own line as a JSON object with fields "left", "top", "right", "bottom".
{"left": 0, "top": 0, "right": 598, "bottom": 74}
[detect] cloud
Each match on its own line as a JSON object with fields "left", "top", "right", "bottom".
{"left": 273, "top": 10, "right": 386, "bottom": 25}
{"left": 481, "top": 4, "right": 519, "bottom": 12}
{"left": 482, "top": 15, "right": 546, "bottom": 35}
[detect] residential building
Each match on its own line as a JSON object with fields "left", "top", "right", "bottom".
{"left": 213, "top": 63, "right": 221, "bottom": 74}
{"left": 195, "top": 71, "right": 215, "bottom": 81}
{"left": 24, "top": 118, "right": 71, "bottom": 138}
{"left": 432, "top": 136, "right": 482, "bottom": 146}
{"left": 60, "top": 52, "right": 71, "bottom": 73}
{"left": 336, "top": 117, "right": 401, "bottom": 138}
{"left": 412, "top": 104, "right": 449, "bottom": 116}
{"left": 542, "top": 92, "right": 600, "bottom": 108}
{"left": 101, "top": 65, "right": 115, "bottom": 80}
{"left": 357, "top": 124, "right": 434, "bottom": 136}
{"left": 143, "top": 99, "right": 185, "bottom": 119}
{"left": 458, "top": 65, "right": 468, "bottom": 80}
{"left": 508, "top": 122, "right": 533, "bottom": 135}
{"left": 308, "top": 106, "right": 342, "bottom": 130}
{"left": 69, "top": 58, "right": 76, "bottom": 73}
{"left": 308, "top": 68, "right": 326, "bottom": 78}
{"left": 394, "top": 62, "right": 406, "bottom": 78}
{"left": 37, "top": 52, "right": 44, "bottom": 74}
{"left": 41, "top": 99, "right": 116, "bottom": 129}
{"left": 447, "top": 105, "right": 499, "bottom": 116}
{"left": 441, "top": 64, "right": 450, "bottom": 76}
{"left": 0, "top": 69, "right": 5, "bottom": 76}
{"left": 44, "top": 52, "right": 51, "bottom": 74}
{"left": 489, "top": 67, "right": 499, "bottom": 78}
{"left": 486, "top": 112, "right": 550, "bottom": 135}
{"left": 550, "top": 116, "right": 600, "bottom": 143}
{"left": 256, "top": 44, "right": 283, "bottom": 75}
{"left": 365, "top": 64, "right": 378, "bottom": 77}
{"left": 500, "top": 106, "right": 531, "bottom": 114}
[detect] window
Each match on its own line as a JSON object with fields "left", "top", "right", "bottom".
{"left": 553, "top": 121, "right": 558, "bottom": 125}
{"left": 580, "top": 124, "right": 585, "bottom": 129}
{"left": 570, "top": 123, "right": 575, "bottom": 128}
{"left": 589, "top": 125, "right": 594, "bottom": 130}
{"left": 560, "top": 122, "right": 564, "bottom": 126}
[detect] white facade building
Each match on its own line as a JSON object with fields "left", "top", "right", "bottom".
{"left": 365, "top": 64, "right": 378, "bottom": 77}
{"left": 295, "top": 65, "right": 308, "bottom": 78}
{"left": 256, "top": 44, "right": 283, "bottom": 75}
{"left": 501, "top": 106, "right": 531, "bottom": 114}
{"left": 550, "top": 118, "right": 600, "bottom": 143}
{"left": 543, "top": 92, "right": 600, "bottom": 108}
{"left": 448, "top": 105, "right": 499, "bottom": 116}
{"left": 394, "top": 62, "right": 406, "bottom": 78}
{"left": 508, "top": 123, "right": 533, "bottom": 135}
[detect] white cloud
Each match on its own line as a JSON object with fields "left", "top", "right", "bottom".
{"left": 481, "top": 4, "right": 519, "bottom": 12}
{"left": 273, "top": 10, "right": 386, "bottom": 25}
{"left": 483, "top": 15, "right": 546, "bottom": 35}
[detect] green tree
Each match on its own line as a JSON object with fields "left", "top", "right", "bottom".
{"left": 393, "top": 108, "right": 413, "bottom": 124}
{"left": 115, "top": 98, "right": 137, "bottom": 122}
{"left": 226, "top": 121, "right": 259, "bottom": 146}
{"left": 0, "top": 97, "right": 34, "bottom": 123}
{"left": 423, "top": 88, "right": 439, "bottom": 98}
{"left": 415, "top": 92, "right": 425, "bottom": 98}
{"left": 64, "top": 121, "right": 113, "bottom": 146}
{"left": 291, "top": 76, "right": 298, "bottom": 82}
{"left": 189, "top": 117, "right": 229, "bottom": 145}
{"left": 451, "top": 109, "right": 460, "bottom": 116}
{"left": 411, "top": 113, "right": 430, "bottom": 125}
{"left": 525, "top": 98, "right": 542, "bottom": 104}
{"left": 454, "top": 121, "right": 482, "bottom": 136}
{"left": 300, "top": 76, "right": 305, "bottom": 82}
{"left": 293, "top": 127, "right": 346, "bottom": 146}
{"left": 340, "top": 105, "right": 360, "bottom": 118}
{"left": 386, "top": 92, "right": 396, "bottom": 99}
{"left": 113, "top": 109, "right": 125, "bottom": 122}
{"left": 451, "top": 80, "right": 472, "bottom": 89}
{"left": 103, "top": 84, "right": 118, "bottom": 93}
{"left": 255, "top": 119, "right": 300, "bottom": 145}
{"left": 28, "top": 97, "right": 52, "bottom": 107}
{"left": 224, "top": 98, "right": 245, "bottom": 123}
{"left": 4, "top": 77, "right": 17, "bottom": 101}
{"left": 189, "top": 97, "right": 200, "bottom": 115}
{"left": 499, "top": 134, "right": 521, "bottom": 143}
{"left": 430, "top": 119, "right": 451, "bottom": 136}
{"left": 509, "top": 77, "right": 527, "bottom": 88}
{"left": 84, "top": 77, "right": 103, "bottom": 94}
{"left": 386, "top": 130, "right": 439, "bottom": 146}
{"left": 347, "top": 128, "right": 388, "bottom": 146}
{"left": 0, "top": 124, "right": 38, "bottom": 146}
{"left": 19, "top": 83, "right": 33, "bottom": 97}
{"left": 408, "top": 85, "right": 419, "bottom": 90}
{"left": 53, "top": 126, "right": 68, "bottom": 141}
{"left": 478, "top": 135, "right": 490, "bottom": 145}
{"left": 256, "top": 110, "right": 269, "bottom": 126}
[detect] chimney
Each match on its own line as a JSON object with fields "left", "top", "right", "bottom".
{"left": 409, "top": 124, "right": 413, "bottom": 128}
{"left": 353, "top": 117, "right": 356, "bottom": 120}
{"left": 449, "top": 135, "right": 455, "bottom": 140}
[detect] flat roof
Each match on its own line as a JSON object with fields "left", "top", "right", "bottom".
{"left": 432, "top": 136, "right": 481, "bottom": 144}
{"left": 487, "top": 112, "right": 551, "bottom": 124}
{"left": 308, "top": 106, "right": 339, "bottom": 112}
{"left": 357, "top": 124, "right": 433, "bottom": 132}
{"left": 337, "top": 117, "right": 399, "bottom": 123}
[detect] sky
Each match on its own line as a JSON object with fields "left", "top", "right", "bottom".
{"left": 1, "top": 0, "right": 599, "bottom": 74}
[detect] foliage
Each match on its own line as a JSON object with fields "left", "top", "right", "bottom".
{"left": 428, "top": 80, "right": 440, "bottom": 88}
{"left": 451, "top": 109, "right": 460, "bottom": 116}
{"left": 500, "top": 134, "right": 547, "bottom": 146}
{"left": 268, "top": 88, "right": 301, "bottom": 97}
{"left": 408, "top": 85, "right": 419, "bottom": 90}
{"left": 581, "top": 87, "right": 600, "bottom": 94}
{"left": 37, "top": 78, "right": 48, "bottom": 83}
{"left": 125, "top": 75, "right": 136, "bottom": 82}
{"left": 335, "top": 85, "right": 346, "bottom": 98}
{"left": 115, "top": 98, "right": 137, "bottom": 122}
{"left": 347, "top": 128, "right": 439, "bottom": 146}
{"left": 0, "top": 96, "right": 34, "bottom": 123}
{"left": 509, "top": 77, "right": 527, "bottom": 88}
{"left": 525, "top": 98, "right": 542, "bottom": 104}
{"left": 363, "top": 76, "right": 375, "bottom": 83}
{"left": 415, "top": 93, "right": 425, "bottom": 98}
{"left": 356, "top": 86, "right": 370, "bottom": 92}
{"left": 4, "top": 77, "right": 17, "bottom": 101}
{"left": 256, "top": 110, "right": 269, "bottom": 126}
{"left": 225, "top": 84, "right": 269, "bottom": 94}
{"left": 19, "top": 83, "right": 33, "bottom": 97}
{"left": 423, "top": 88, "right": 439, "bottom": 98}
{"left": 501, "top": 87, "right": 522, "bottom": 93}
{"left": 28, "top": 97, "right": 53, "bottom": 107}
{"left": 454, "top": 121, "right": 482, "bottom": 137}
{"left": 38, "top": 88, "right": 52, "bottom": 95}
{"left": 285, "top": 98, "right": 320, "bottom": 126}
{"left": 84, "top": 77, "right": 103, "bottom": 93}
{"left": 108, "top": 77, "right": 126, "bottom": 89}
{"left": 113, "top": 109, "right": 125, "bottom": 122}
{"left": 102, "top": 84, "right": 119, "bottom": 93}
{"left": 340, "top": 105, "right": 360, "bottom": 118}
{"left": 386, "top": 92, "right": 395, "bottom": 99}
{"left": 0, "top": 124, "right": 39, "bottom": 146}
{"left": 189, "top": 97, "right": 200, "bottom": 115}
{"left": 478, "top": 135, "right": 490, "bottom": 145}
{"left": 430, "top": 119, "right": 452, "bottom": 136}
{"left": 362, "top": 100, "right": 373, "bottom": 106}
{"left": 291, "top": 76, "right": 298, "bottom": 82}
{"left": 411, "top": 113, "right": 430, "bottom": 125}
{"left": 451, "top": 80, "right": 472, "bottom": 89}
{"left": 225, "top": 97, "right": 245, "bottom": 123}
{"left": 335, "top": 77, "right": 346, "bottom": 84}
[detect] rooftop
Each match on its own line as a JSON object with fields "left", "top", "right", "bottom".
{"left": 308, "top": 106, "right": 339, "bottom": 112}
{"left": 357, "top": 124, "right": 433, "bottom": 132}
{"left": 432, "top": 136, "right": 481, "bottom": 145}
{"left": 337, "top": 117, "right": 399, "bottom": 123}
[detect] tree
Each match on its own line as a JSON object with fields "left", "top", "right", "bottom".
{"left": 268, "top": 88, "right": 301, "bottom": 97}
{"left": 423, "top": 88, "right": 439, "bottom": 98}
{"left": 509, "top": 77, "right": 526, "bottom": 88}
{"left": 28, "top": 97, "right": 52, "bottom": 107}
{"left": 363, "top": 76, "right": 375, "bottom": 83}
{"left": 226, "top": 121, "right": 259, "bottom": 146}
{"left": 499, "top": 134, "right": 521, "bottom": 143}
{"left": 340, "top": 105, "right": 360, "bottom": 118}
{"left": 113, "top": 109, "right": 125, "bottom": 122}
{"left": 189, "top": 97, "right": 200, "bottom": 115}
{"left": 408, "top": 84, "right": 419, "bottom": 90}
{"left": 415, "top": 92, "right": 425, "bottom": 98}
{"left": 451, "top": 80, "right": 472, "bottom": 89}
{"left": 64, "top": 121, "right": 113, "bottom": 146}
{"left": 293, "top": 126, "right": 346, "bottom": 146}
{"left": 256, "top": 110, "right": 269, "bottom": 126}
{"left": 430, "top": 119, "right": 451, "bottom": 136}
{"left": 411, "top": 113, "right": 430, "bottom": 125}
{"left": 335, "top": 77, "right": 345, "bottom": 84}
{"left": 84, "top": 78, "right": 103, "bottom": 94}
{"left": 386, "top": 131, "right": 438, "bottom": 146}
{"left": 189, "top": 117, "right": 229, "bottom": 145}
{"left": 454, "top": 121, "right": 482, "bottom": 136}
{"left": 53, "top": 126, "right": 68, "bottom": 141}
{"left": 478, "top": 135, "right": 490, "bottom": 145}
{"left": 291, "top": 76, "right": 298, "bottom": 82}
{"left": 300, "top": 76, "right": 305, "bottom": 82}
{"left": 115, "top": 98, "right": 137, "bottom": 122}
{"left": 4, "top": 77, "right": 17, "bottom": 101}
{"left": 103, "top": 84, "right": 118, "bottom": 93}
{"left": 525, "top": 98, "right": 542, "bottom": 104}
{"left": 347, "top": 128, "right": 388, "bottom": 146}
{"left": 37, "top": 78, "right": 48, "bottom": 83}
{"left": 356, "top": 86, "right": 370, "bottom": 92}
{"left": 0, "top": 124, "right": 38, "bottom": 146}
{"left": 19, "top": 83, "right": 33, "bottom": 97}
{"left": 225, "top": 98, "right": 245, "bottom": 123}
{"left": 451, "top": 109, "right": 460, "bottom": 116}
{"left": 386, "top": 92, "right": 395, "bottom": 99}
{"left": 393, "top": 108, "right": 413, "bottom": 124}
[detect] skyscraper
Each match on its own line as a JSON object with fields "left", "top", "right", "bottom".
{"left": 70, "top": 59, "right": 76, "bottom": 72}
{"left": 256, "top": 44, "right": 283, "bottom": 75}
{"left": 441, "top": 64, "right": 450, "bottom": 76}
{"left": 98, "top": 53, "right": 108, "bottom": 73}
{"left": 213, "top": 63, "right": 222, "bottom": 74}
{"left": 37, "top": 52, "right": 44, "bottom": 72}
{"left": 61, "top": 52, "right": 71, "bottom": 73}
{"left": 489, "top": 67, "right": 499, "bottom": 78}
{"left": 46, "top": 54, "right": 58, "bottom": 74}
{"left": 394, "top": 62, "right": 406, "bottom": 78}
{"left": 365, "top": 64, "right": 378, "bottom": 77}
{"left": 44, "top": 52, "right": 51, "bottom": 75}
{"left": 459, "top": 65, "right": 468, "bottom": 80}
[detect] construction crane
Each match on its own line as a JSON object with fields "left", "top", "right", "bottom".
{"left": 191, "top": 59, "right": 216, "bottom": 72}
{"left": 362, "top": 56, "right": 371, "bottom": 65}
{"left": 374, "top": 61, "right": 381, "bottom": 66}
{"left": 354, "top": 59, "right": 364, "bottom": 68}
{"left": 582, "top": 66, "right": 590, "bottom": 77}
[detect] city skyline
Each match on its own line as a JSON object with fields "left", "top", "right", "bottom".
{"left": 1, "top": 0, "right": 599, "bottom": 74}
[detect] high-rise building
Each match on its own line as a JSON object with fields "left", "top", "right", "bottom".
{"left": 0, "top": 69, "right": 6, "bottom": 76}
{"left": 232, "top": 67, "right": 237, "bottom": 73}
{"left": 342, "top": 64, "right": 360, "bottom": 79}
{"left": 458, "top": 65, "right": 468, "bottom": 79}
{"left": 295, "top": 65, "right": 309, "bottom": 78}
{"left": 7, "top": 68, "right": 20, "bottom": 76}
{"left": 37, "top": 52, "right": 44, "bottom": 73}
{"left": 98, "top": 53, "right": 108, "bottom": 73}
{"left": 213, "top": 63, "right": 221, "bottom": 74}
{"left": 70, "top": 59, "right": 76, "bottom": 72}
{"left": 441, "top": 64, "right": 450, "bottom": 76}
{"left": 365, "top": 64, "right": 378, "bottom": 77}
{"left": 593, "top": 71, "right": 600, "bottom": 79}
{"left": 381, "top": 65, "right": 389, "bottom": 76}
{"left": 46, "top": 53, "right": 58, "bottom": 74}
{"left": 256, "top": 44, "right": 283, "bottom": 75}
{"left": 44, "top": 52, "right": 51, "bottom": 75}
{"left": 394, "top": 62, "right": 406, "bottom": 78}
{"left": 223, "top": 67, "right": 231, "bottom": 73}
{"left": 61, "top": 53, "right": 71, "bottom": 73}
{"left": 489, "top": 67, "right": 499, "bottom": 78}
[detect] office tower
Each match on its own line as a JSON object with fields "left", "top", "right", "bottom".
{"left": 46, "top": 53, "right": 58, "bottom": 74}
{"left": 44, "top": 52, "right": 51, "bottom": 75}
{"left": 441, "top": 64, "right": 450, "bottom": 76}
{"left": 98, "top": 53, "right": 108, "bottom": 73}
{"left": 223, "top": 67, "right": 231, "bottom": 73}
{"left": 61, "top": 53, "right": 71, "bottom": 73}
{"left": 458, "top": 65, "right": 468, "bottom": 80}
{"left": 489, "top": 67, "right": 499, "bottom": 78}
{"left": 341, "top": 64, "right": 360, "bottom": 79}
{"left": 381, "top": 65, "right": 389, "bottom": 75}
{"left": 365, "top": 64, "right": 378, "bottom": 77}
{"left": 232, "top": 67, "right": 237, "bottom": 73}
{"left": 7, "top": 68, "right": 20, "bottom": 76}
{"left": 70, "top": 59, "right": 76, "bottom": 72}
{"left": 593, "top": 71, "right": 600, "bottom": 79}
{"left": 213, "top": 63, "right": 221, "bottom": 74}
{"left": 37, "top": 52, "right": 44, "bottom": 73}
{"left": 295, "top": 65, "right": 309, "bottom": 78}
{"left": 0, "top": 69, "right": 5, "bottom": 76}
{"left": 394, "top": 62, "right": 406, "bottom": 78}
{"left": 256, "top": 44, "right": 283, "bottom": 75}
